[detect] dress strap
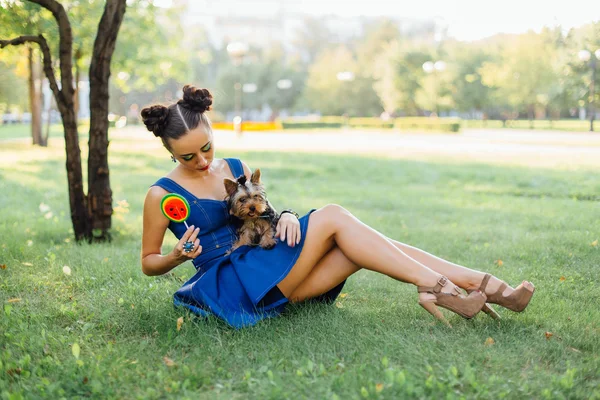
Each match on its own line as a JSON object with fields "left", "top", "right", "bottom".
{"left": 151, "top": 177, "right": 179, "bottom": 193}
{"left": 224, "top": 158, "right": 244, "bottom": 178}
{"left": 151, "top": 177, "right": 196, "bottom": 204}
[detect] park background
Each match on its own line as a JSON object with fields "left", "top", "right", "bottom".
{"left": 1, "top": 0, "right": 600, "bottom": 399}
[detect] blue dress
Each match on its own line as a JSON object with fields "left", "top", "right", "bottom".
{"left": 152, "top": 158, "right": 346, "bottom": 328}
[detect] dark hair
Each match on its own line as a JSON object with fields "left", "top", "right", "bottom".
{"left": 140, "top": 85, "right": 213, "bottom": 150}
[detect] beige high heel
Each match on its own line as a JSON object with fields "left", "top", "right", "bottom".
{"left": 471, "top": 274, "right": 535, "bottom": 314}
{"left": 418, "top": 276, "right": 487, "bottom": 327}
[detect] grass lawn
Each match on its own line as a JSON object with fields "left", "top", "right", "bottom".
{"left": 1, "top": 132, "right": 599, "bottom": 399}
{"left": 0, "top": 124, "right": 65, "bottom": 141}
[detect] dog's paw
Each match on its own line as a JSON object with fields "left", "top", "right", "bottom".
{"left": 260, "top": 236, "right": 278, "bottom": 250}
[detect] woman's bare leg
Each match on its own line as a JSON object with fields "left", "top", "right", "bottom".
{"left": 288, "top": 238, "right": 533, "bottom": 303}
{"left": 288, "top": 246, "right": 360, "bottom": 302}
{"left": 276, "top": 205, "right": 483, "bottom": 320}
{"left": 283, "top": 209, "right": 531, "bottom": 305}
{"left": 278, "top": 205, "right": 442, "bottom": 296}
{"left": 390, "top": 240, "right": 534, "bottom": 297}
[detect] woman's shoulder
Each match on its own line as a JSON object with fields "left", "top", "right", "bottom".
{"left": 145, "top": 184, "right": 169, "bottom": 205}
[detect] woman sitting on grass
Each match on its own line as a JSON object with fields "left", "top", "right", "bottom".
{"left": 140, "top": 84, "right": 535, "bottom": 329}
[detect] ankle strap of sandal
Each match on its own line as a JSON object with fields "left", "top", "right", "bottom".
{"left": 418, "top": 276, "right": 448, "bottom": 293}
{"left": 479, "top": 274, "right": 492, "bottom": 292}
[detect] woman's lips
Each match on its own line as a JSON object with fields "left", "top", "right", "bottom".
{"left": 199, "top": 163, "right": 210, "bottom": 171}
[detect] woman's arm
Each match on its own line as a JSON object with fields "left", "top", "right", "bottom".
{"left": 140, "top": 186, "right": 202, "bottom": 276}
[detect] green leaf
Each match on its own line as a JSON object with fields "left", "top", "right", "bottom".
{"left": 72, "top": 343, "right": 81, "bottom": 359}
{"left": 396, "top": 371, "right": 406, "bottom": 386}
{"left": 450, "top": 366, "right": 458, "bottom": 377}
{"left": 360, "top": 386, "right": 369, "bottom": 398}
{"left": 306, "top": 360, "right": 314, "bottom": 371}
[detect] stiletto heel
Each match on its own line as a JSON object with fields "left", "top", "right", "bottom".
{"left": 418, "top": 276, "right": 486, "bottom": 326}
{"left": 419, "top": 301, "right": 452, "bottom": 328}
{"left": 481, "top": 303, "right": 501, "bottom": 320}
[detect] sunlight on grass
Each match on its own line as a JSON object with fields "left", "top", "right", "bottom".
{"left": 1, "top": 133, "right": 599, "bottom": 398}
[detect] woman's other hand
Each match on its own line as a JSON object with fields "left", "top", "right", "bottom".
{"left": 275, "top": 213, "right": 301, "bottom": 247}
{"left": 172, "top": 225, "right": 203, "bottom": 261}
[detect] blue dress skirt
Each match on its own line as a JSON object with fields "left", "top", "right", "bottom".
{"left": 152, "top": 158, "right": 346, "bottom": 329}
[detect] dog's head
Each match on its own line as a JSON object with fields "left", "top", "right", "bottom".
{"left": 224, "top": 169, "right": 268, "bottom": 220}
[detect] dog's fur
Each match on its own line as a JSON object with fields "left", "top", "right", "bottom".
{"left": 224, "top": 169, "right": 278, "bottom": 254}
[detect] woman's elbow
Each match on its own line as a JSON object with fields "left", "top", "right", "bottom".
{"left": 140, "top": 257, "right": 156, "bottom": 276}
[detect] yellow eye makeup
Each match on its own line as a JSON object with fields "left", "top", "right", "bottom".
{"left": 179, "top": 142, "right": 211, "bottom": 161}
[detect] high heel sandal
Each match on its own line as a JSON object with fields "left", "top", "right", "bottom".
{"left": 470, "top": 273, "right": 535, "bottom": 315}
{"left": 418, "top": 276, "right": 487, "bottom": 327}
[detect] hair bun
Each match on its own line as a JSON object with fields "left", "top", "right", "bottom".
{"left": 179, "top": 84, "right": 213, "bottom": 113}
{"left": 140, "top": 105, "right": 170, "bottom": 137}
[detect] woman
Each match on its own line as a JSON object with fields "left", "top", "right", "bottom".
{"left": 140, "top": 85, "right": 535, "bottom": 329}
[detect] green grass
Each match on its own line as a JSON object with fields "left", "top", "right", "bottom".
{"left": 1, "top": 133, "right": 599, "bottom": 399}
{"left": 0, "top": 124, "right": 65, "bottom": 141}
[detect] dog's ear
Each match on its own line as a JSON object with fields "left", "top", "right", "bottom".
{"left": 224, "top": 178, "right": 239, "bottom": 197}
{"left": 250, "top": 168, "right": 261, "bottom": 185}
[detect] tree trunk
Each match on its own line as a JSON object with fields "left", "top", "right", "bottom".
{"left": 528, "top": 104, "right": 534, "bottom": 129}
{"left": 2, "top": 0, "right": 126, "bottom": 243}
{"left": 58, "top": 104, "right": 89, "bottom": 241}
{"left": 44, "top": 92, "right": 52, "bottom": 143}
{"left": 74, "top": 47, "right": 81, "bottom": 121}
{"left": 87, "top": 0, "right": 127, "bottom": 241}
{"left": 28, "top": 47, "right": 44, "bottom": 146}
{"left": 28, "top": 0, "right": 89, "bottom": 242}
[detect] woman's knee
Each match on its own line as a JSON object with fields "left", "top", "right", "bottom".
{"left": 311, "top": 204, "right": 354, "bottom": 233}
{"left": 320, "top": 203, "right": 352, "bottom": 219}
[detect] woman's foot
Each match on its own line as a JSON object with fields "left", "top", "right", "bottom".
{"left": 467, "top": 273, "right": 535, "bottom": 313}
{"left": 418, "top": 276, "right": 487, "bottom": 327}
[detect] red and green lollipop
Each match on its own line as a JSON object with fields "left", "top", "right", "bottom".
{"left": 161, "top": 194, "right": 191, "bottom": 229}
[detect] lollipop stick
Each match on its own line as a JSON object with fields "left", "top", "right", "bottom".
{"left": 184, "top": 221, "right": 189, "bottom": 229}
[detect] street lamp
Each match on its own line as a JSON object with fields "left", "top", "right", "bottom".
{"left": 578, "top": 49, "right": 600, "bottom": 132}
{"left": 275, "top": 79, "right": 293, "bottom": 119}
{"left": 226, "top": 42, "right": 249, "bottom": 135}
{"left": 422, "top": 60, "right": 446, "bottom": 116}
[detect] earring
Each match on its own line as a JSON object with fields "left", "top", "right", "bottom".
{"left": 171, "top": 155, "right": 176, "bottom": 163}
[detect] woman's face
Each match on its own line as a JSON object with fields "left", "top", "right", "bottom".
{"left": 167, "top": 125, "right": 215, "bottom": 173}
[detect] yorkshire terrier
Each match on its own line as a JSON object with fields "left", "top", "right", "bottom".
{"left": 224, "top": 169, "right": 279, "bottom": 254}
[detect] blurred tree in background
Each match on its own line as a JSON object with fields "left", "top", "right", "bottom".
{"left": 1, "top": 3, "right": 599, "bottom": 122}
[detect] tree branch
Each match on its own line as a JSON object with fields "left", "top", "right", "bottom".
{"left": 0, "top": 35, "right": 63, "bottom": 104}
{"left": 27, "top": 0, "right": 74, "bottom": 101}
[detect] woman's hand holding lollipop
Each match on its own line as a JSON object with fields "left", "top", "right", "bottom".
{"left": 172, "top": 225, "right": 202, "bottom": 261}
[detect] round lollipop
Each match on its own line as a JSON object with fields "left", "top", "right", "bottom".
{"left": 161, "top": 194, "right": 191, "bottom": 229}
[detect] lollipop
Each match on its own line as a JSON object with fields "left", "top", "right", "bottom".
{"left": 161, "top": 194, "right": 191, "bottom": 229}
